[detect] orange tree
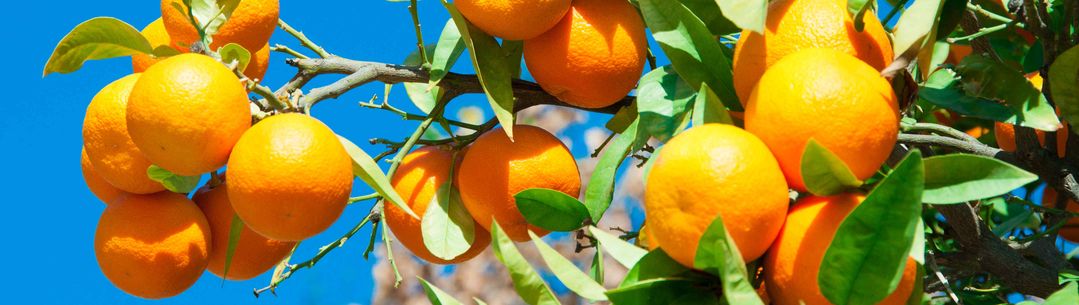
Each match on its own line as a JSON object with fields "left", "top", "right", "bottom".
{"left": 46, "top": 0, "right": 1079, "bottom": 303}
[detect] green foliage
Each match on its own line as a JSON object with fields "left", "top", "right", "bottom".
{"left": 801, "top": 139, "right": 864, "bottom": 196}
{"left": 146, "top": 165, "right": 201, "bottom": 194}
{"left": 922, "top": 154, "right": 1038, "bottom": 204}
{"left": 890, "top": 0, "right": 944, "bottom": 77}
{"left": 694, "top": 216, "right": 765, "bottom": 305}
{"left": 418, "top": 277, "right": 466, "bottom": 305}
{"left": 218, "top": 43, "right": 251, "bottom": 73}
{"left": 442, "top": 1, "right": 516, "bottom": 139}
{"left": 1051, "top": 45, "right": 1079, "bottom": 136}
{"left": 589, "top": 226, "right": 647, "bottom": 269}
{"left": 337, "top": 136, "right": 416, "bottom": 218}
{"left": 956, "top": 55, "right": 1060, "bottom": 131}
{"left": 715, "top": 0, "right": 767, "bottom": 34}
{"left": 514, "top": 188, "right": 590, "bottom": 232}
{"left": 43, "top": 17, "right": 152, "bottom": 76}
{"left": 584, "top": 118, "right": 641, "bottom": 222}
{"left": 529, "top": 232, "right": 608, "bottom": 301}
{"left": 421, "top": 183, "right": 476, "bottom": 260}
{"left": 691, "top": 83, "right": 733, "bottom": 126}
{"left": 919, "top": 68, "right": 1016, "bottom": 122}
{"left": 490, "top": 221, "right": 559, "bottom": 305}
{"left": 635, "top": 66, "right": 696, "bottom": 143}
{"left": 221, "top": 214, "right": 245, "bottom": 281}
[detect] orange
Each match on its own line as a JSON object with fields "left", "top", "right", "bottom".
{"left": 764, "top": 194, "right": 917, "bottom": 305}
{"left": 732, "top": 0, "right": 893, "bottom": 104}
{"left": 457, "top": 125, "right": 581, "bottom": 242}
{"left": 636, "top": 224, "right": 658, "bottom": 251}
{"left": 386, "top": 146, "right": 490, "bottom": 264}
{"left": 993, "top": 73, "right": 1067, "bottom": 157}
{"left": 161, "top": 0, "right": 279, "bottom": 51}
{"left": 227, "top": 113, "right": 354, "bottom": 241}
{"left": 83, "top": 74, "right": 166, "bottom": 194}
{"left": 644, "top": 124, "right": 789, "bottom": 267}
{"left": 524, "top": 0, "right": 647, "bottom": 109}
{"left": 946, "top": 44, "right": 973, "bottom": 66}
{"left": 1040, "top": 188, "right": 1079, "bottom": 242}
{"left": 95, "top": 192, "right": 211, "bottom": 299}
{"left": 456, "top": 0, "right": 571, "bottom": 40}
{"left": 81, "top": 147, "right": 128, "bottom": 204}
{"left": 127, "top": 53, "right": 251, "bottom": 176}
{"left": 745, "top": 48, "right": 899, "bottom": 191}
{"left": 131, "top": 18, "right": 177, "bottom": 73}
{"left": 194, "top": 183, "right": 297, "bottom": 280}
{"left": 243, "top": 43, "right": 271, "bottom": 81}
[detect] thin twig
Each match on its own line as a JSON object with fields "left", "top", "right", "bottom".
{"left": 278, "top": 19, "right": 331, "bottom": 58}
{"left": 271, "top": 44, "right": 310, "bottom": 59}
{"left": 407, "top": 0, "right": 429, "bottom": 68}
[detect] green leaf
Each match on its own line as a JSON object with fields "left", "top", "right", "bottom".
{"left": 529, "top": 232, "right": 608, "bottom": 301}
{"left": 43, "top": 17, "right": 153, "bottom": 76}
{"left": 515, "top": 188, "right": 590, "bottom": 232}
{"left": 221, "top": 213, "right": 244, "bottom": 281}
{"left": 956, "top": 55, "right": 1061, "bottom": 131}
{"left": 501, "top": 40, "right": 525, "bottom": 79}
{"left": 429, "top": 18, "right": 466, "bottom": 87}
{"left": 620, "top": 250, "right": 692, "bottom": 287}
{"left": 218, "top": 43, "right": 251, "bottom": 74}
{"left": 584, "top": 118, "right": 641, "bottom": 221}
{"left": 919, "top": 68, "right": 1016, "bottom": 122}
{"left": 607, "top": 278, "right": 717, "bottom": 305}
{"left": 443, "top": 1, "right": 516, "bottom": 139}
{"left": 605, "top": 102, "right": 639, "bottom": 133}
{"left": 421, "top": 182, "right": 477, "bottom": 260}
{"left": 801, "top": 139, "right": 864, "bottom": 196}
{"left": 589, "top": 226, "right": 647, "bottom": 269}
{"left": 1051, "top": 45, "right": 1079, "bottom": 131}
{"left": 404, "top": 44, "right": 442, "bottom": 114}
{"left": 819, "top": 151, "right": 924, "bottom": 305}
{"left": 694, "top": 216, "right": 766, "bottom": 305}
{"left": 1042, "top": 282, "right": 1078, "bottom": 305}
{"left": 691, "top": 83, "right": 733, "bottom": 126}
{"left": 891, "top": 0, "right": 945, "bottom": 66}
{"left": 187, "top": 0, "right": 240, "bottom": 38}
{"left": 418, "top": 277, "right": 466, "bottom": 305}
{"left": 490, "top": 221, "right": 560, "bottom": 305}
{"left": 336, "top": 136, "right": 417, "bottom": 219}
{"left": 146, "top": 165, "right": 201, "bottom": 194}
{"left": 715, "top": 0, "right": 766, "bottom": 34}
{"left": 677, "top": 0, "right": 739, "bottom": 35}
{"left": 636, "top": 66, "right": 697, "bottom": 142}
{"left": 638, "top": 0, "right": 742, "bottom": 111}
{"left": 589, "top": 248, "right": 605, "bottom": 283}
{"left": 152, "top": 45, "right": 182, "bottom": 58}
{"left": 922, "top": 154, "right": 1038, "bottom": 204}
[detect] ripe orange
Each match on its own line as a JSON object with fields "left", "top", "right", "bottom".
{"left": 82, "top": 74, "right": 166, "bottom": 194}
{"left": 764, "top": 194, "right": 917, "bottom": 305}
{"left": 81, "top": 147, "right": 128, "bottom": 204}
{"left": 993, "top": 73, "right": 1067, "bottom": 157}
{"left": 244, "top": 43, "right": 271, "bottom": 81}
{"left": 636, "top": 224, "right": 658, "bottom": 251}
{"left": 524, "top": 0, "right": 647, "bottom": 109}
{"left": 194, "top": 183, "right": 298, "bottom": 280}
{"left": 386, "top": 146, "right": 490, "bottom": 264}
{"left": 131, "top": 18, "right": 176, "bottom": 72}
{"left": 227, "top": 113, "right": 354, "bottom": 241}
{"left": 644, "top": 124, "right": 789, "bottom": 267}
{"left": 744, "top": 48, "right": 899, "bottom": 191}
{"left": 1040, "top": 188, "right": 1079, "bottom": 242}
{"left": 95, "top": 192, "right": 211, "bottom": 299}
{"left": 457, "top": 125, "right": 581, "bottom": 242}
{"left": 732, "top": 0, "right": 893, "bottom": 104}
{"left": 456, "top": 0, "right": 571, "bottom": 40}
{"left": 127, "top": 53, "right": 251, "bottom": 176}
{"left": 161, "top": 0, "right": 279, "bottom": 51}
{"left": 946, "top": 44, "right": 973, "bottom": 66}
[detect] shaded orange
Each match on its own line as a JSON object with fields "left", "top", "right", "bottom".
{"left": 1040, "top": 188, "right": 1079, "bottom": 243}
{"left": 456, "top": 0, "right": 571, "bottom": 40}
{"left": 194, "top": 183, "right": 297, "bottom": 280}
{"left": 82, "top": 74, "right": 166, "bottom": 194}
{"left": 81, "top": 147, "right": 128, "bottom": 204}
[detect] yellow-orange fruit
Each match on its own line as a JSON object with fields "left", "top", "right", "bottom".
{"left": 524, "top": 0, "right": 647, "bottom": 109}
{"left": 457, "top": 125, "right": 581, "bottom": 242}
{"left": 732, "top": 0, "right": 893, "bottom": 104}
{"left": 644, "top": 124, "right": 789, "bottom": 267}
{"left": 244, "top": 43, "right": 271, "bottom": 81}
{"left": 194, "top": 183, "right": 297, "bottom": 280}
{"left": 1040, "top": 188, "right": 1079, "bottom": 243}
{"left": 131, "top": 18, "right": 177, "bottom": 72}
{"left": 81, "top": 147, "right": 128, "bottom": 204}
{"left": 83, "top": 74, "right": 166, "bottom": 194}
{"left": 227, "top": 113, "right": 353, "bottom": 241}
{"left": 456, "top": 0, "right": 571, "bottom": 40}
{"left": 161, "top": 0, "right": 279, "bottom": 51}
{"left": 764, "top": 194, "right": 917, "bottom": 305}
{"left": 127, "top": 53, "right": 251, "bottom": 176}
{"left": 745, "top": 48, "right": 899, "bottom": 191}
{"left": 95, "top": 192, "right": 211, "bottom": 299}
{"left": 386, "top": 146, "right": 490, "bottom": 264}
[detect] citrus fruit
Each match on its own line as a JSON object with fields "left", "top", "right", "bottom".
{"left": 131, "top": 18, "right": 177, "bottom": 72}
{"left": 81, "top": 147, "right": 128, "bottom": 204}
{"left": 95, "top": 192, "right": 211, "bottom": 299}
{"left": 764, "top": 194, "right": 917, "bottom": 305}
{"left": 161, "top": 0, "right": 279, "bottom": 51}
{"left": 644, "top": 124, "right": 789, "bottom": 267}
{"left": 227, "top": 113, "right": 353, "bottom": 241}
{"left": 993, "top": 73, "right": 1067, "bottom": 157}
{"left": 732, "top": 0, "right": 893, "bottom": 104}
{"left": 1040, "top": 188, "right": 1079, "bottom": 242}
{"left": 524, "top": 0, "right": 647, "bottom": 109}
{"left": 457, "top": 125, "right": 581, "bottom": 242}
{"left": 82, "top": 74, "right": 166, "bottom": 194}
{"left": 744, "top": 48, "right": 899, "bottom": 191}
{"left": 194, "top": 183, "right": 298, "bottom": 280}
{"left": 244, "top": 43, "right": 271, "bottom": 81}
{"left": 127, "top": 53, "right": 251, "bottom": 176}
{"left": 636, "top": 224, "right": 658, "bottom": 251}
{"left": 386, "top": 146, "right": 490, "bottom": 264}
{"left": 456, "top": 0, "right": 571, "bottom": 40}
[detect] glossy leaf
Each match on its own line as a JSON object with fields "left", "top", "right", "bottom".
{"left": 337, "top": 136, "right": 416, "bottom": 218}
{"left": 919, "top": 69, "right": 1015, "bottom": 122}
{"left": 146, "top": 165, "right": 200, "bottom": 194}
{"left": 1051, "top": 45, "right": 1079, "bottom": 132}
{"left": 956, "top": 55, "right": 1061, "bottom": 131}
{"left": 422, "top": 182, "right": 476, "bottom": 260}
{"left": 801, "top": 139, "right": 863, "bottom": 196}
{"left": 819, "top": 151, "right": 924, "bottom": 305}
{"left": 187, "top": 0, "right": 240, "bottom": 38}
{"left": 443, "top": 1, "right": 516, "bottom": 139}
{"left": 620, "top": 250, "right": 692, "bottom": 287}
{"left": 1044, "top": 282, "right": 1078, "bottom": 305}
{"left": 605, "top": 102, "right": 639, "bottom": 133}
{"left": 584, "top": 118, "right": 641, "bottom": 221}
{"left": 715, "top": 0, "right": 766, "bottom": 34}
{"left": 636, "top": 66, "right": 697, "bottom": 142}
{"left": 694, "top": 216, "right": 766, "bottom": 305}
{"left": 490, "top": 221, "right": 559, "bottom": 305}
{"left": 638, "top": 0, "right": 741, "bottom": 111}
{"left": 429, "top": 18, "right": 466, "bottom": 87}
{"left": 530, "top": 232, "right": 608, "bottom": 301}
{"left": 404, "top": 44, "right": 441, "bottom": 114}
{"left": 43, "top": 17, "right": 152, "bottom": 76}
{"left": 218, "top": 43, "right": 251, "bottom": 73}
{"left": 678, "top": 0, "right": 739, "bottom": 35}
{"left": 589, "top": 248, "right": 605, "bottom": 283}
{"left": 418, "top": 277, "right": 466, "bottom": 305}
{"left": 691, "top": 83, "right": 733, "bottom": 126}
{"left": 607, "top": 278, "right": 716, "bottom": 305}
{"left": 589, "top": 226, "right": 647, "bottom": 269}
{"left": 221, "top": 214, "right": 244, "bottom": 281}
{"left": 922, "top": 154, "right": 1038, "bottom": 204}
{"left": 515, "top": 188, "right": 590, "bottom": 232}
{"left": 890, "top": 0, "right": 944, "bottom": 67}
